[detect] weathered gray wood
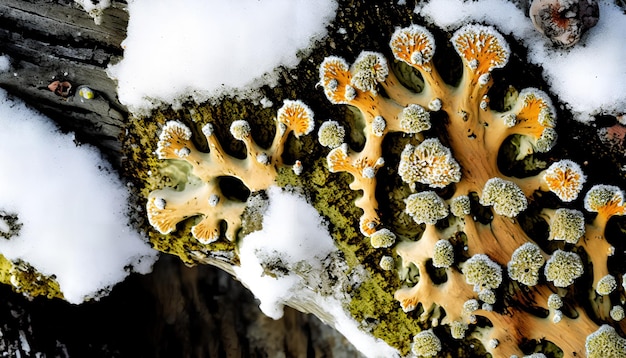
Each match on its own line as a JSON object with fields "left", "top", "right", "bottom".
{"left": 0, "top": 0, "right": 129, "bottom": 165}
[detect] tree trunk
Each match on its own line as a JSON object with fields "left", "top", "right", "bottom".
{"left": 0, "top": 1, "right": 360, "bottom": 357}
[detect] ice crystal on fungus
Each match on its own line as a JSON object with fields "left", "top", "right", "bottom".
{"left": 318, "top": 22, "right": 626, "bottom": 357}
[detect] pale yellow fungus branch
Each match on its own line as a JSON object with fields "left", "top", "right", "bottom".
{"left": 326, "top": 143, "right": 384, "bottom": 236}
{"left": 148, "top": 100, "right": 313, "bottom": 243}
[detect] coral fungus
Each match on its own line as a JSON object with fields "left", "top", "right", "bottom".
{"left": 147, "top": 100, "right": 313, "bottom": 244}
{"left": 318, "top": 22, "right": 626, "bottom": 356}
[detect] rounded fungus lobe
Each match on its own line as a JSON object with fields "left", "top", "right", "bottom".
{"left": 549, "top": 208, "right": 585, "bottom": 244}
{"left": 478, "top": 289, "right": 496, "bottom": 305}
{"left": 156, "top": 121, "right": 193, "bottom": 160}
{"left": 450, "top": 321, "right": 468, "bottom": 339}
{"left": 511, "top": 88, "right": 558, "bottom": 154}
{"left": 379, "top": 256, "right": 395, "bottom": 271}
{"left": 480, "top": 178, "right": 528, "bottom": 218}
{"left": 146, "top": 196, "right": 176, "bottom": 235}
{"left": 398, "top": 138, "right": 461, "bottom": 190}
{"left": 411, "top": 330, "right": 442, "bottom": 357}
{"left": 390, "top": 24, "right": 436, "bottom": 70}
{"left": 544, "top": 249, "right": 584, "bottom": 287}
{"left": 277, "top": 100, "right": 315, "bottom": 137}
{"left": 399, "top": 104, "right": 431, "bottom": 134}
{"left": 463, "top": 299, "right": 480, "bottom": 313}
{"left": 370, "top": 228, "right": 397, "bottom": 249}
{"left": 507, "top": 242, "right": 545, "bottom": 286}
{"left": 319, "top": 56, "right": 352, "bottom": 104}
{"left": 318, "top": 120, "right": 346, "bottom": 148}
{"left": 326, "top": 144, "right": 351, "bottom": 173}
{"left": 371, "top": 116, "right": 386, "bottom": 137}
{"left": 404, "top": 191, "right": 449, "bottom": 225}
{"left": 432, "top": 239, "right": 454, "bottom": 268}
{"left": 596, "top": 274, "right": 617, "bottom": 296}
{"left": 585, "top": 325, "right": 626, "bottom": 358}
{"left": 451, "top": 24, "right": 510, "bottom": 75}
{"left": 547, "top": 293, "right": 563, "bottom": 310}
{"left": 349, "top": 51, "right": 389, "bottom": 93}
{"left": 450, "top": 195, "right": 471, "bottom": 217}
{"left": 544, "top": 160, "right": 586, "bottom": 202}
{"left": 610, "top": 305, "right": 625, "bottom": 321}
{"left": 584, "top": 184, "right": 626, "bottom": 219}
{"left": 230, "top": 120, "right": 252, "bottom": 141}
{"left": 462, "top": 254, "right": 503, "bottom": 292}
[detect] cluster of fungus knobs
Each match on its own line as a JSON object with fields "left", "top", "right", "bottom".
{"left": 147, "top": 23, "right": 626, "bottom": 357}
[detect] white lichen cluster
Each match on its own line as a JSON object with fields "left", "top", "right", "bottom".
{"left": 547, "top": 293, "right": 563, "bottom": 310}
{"left": 404, "top": 191, "right": 449, "bottom": 225}
{"left": 411, "top": 330, "right": 441, "bottom": 357}
{"left": 370, "top": 228, "right": 397, "bottom": 249}
{"left": 450, "top": 195, "right": 471, "bottom": 217}
{"left": 399, "top": 104, "right": 431, "bottom": 133}
{"left": 480, "top": 178, "right": 528, "bottom": 217}
{"left": 230, "top": 120, "right": 252, "bottom": 141}
{"left": 318, "top": 120, "right": 346, "bottom": 148}
{"left": 398, "top": 138, "right": 461, "bottom": 190}
{"left": 584, "top": 184, "right": 626, "bottom": 214}
{"left": 462, "top": 254, "right": 502, "bottom": 292}
{"left": 549, "top": 208, "right": 585, "bottom": 244}
{"left": 350, "top": 51, "right": 389, "bottom": 93}
{"left": 432, "top": 239, "right": 454, "bottom": 268}
{"left": 507, "top": 243, "right": 545, "bottom": 286}
{"left": 596, "top": 274, "right": 617, "bottom": 296}
{"left": 544, "top": 249, "right": 584, "bottom": 287}
{"left": 585, "top": 325, "right": 626, "bottom": 358}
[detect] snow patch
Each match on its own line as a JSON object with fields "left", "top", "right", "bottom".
{"left": 108, "top": 0, "right": 338, "bottom": 115}
{"left": 235, "top": 187, "right": 398, "bottom": 357}
{"left": 0, "top": 89, "right": 157, "bottom": 303}
{"left": 0, "top": 56, "right": 10, "bottom": 73}
{"left": 417, "top": 0, "right": 626, "bottom": 122}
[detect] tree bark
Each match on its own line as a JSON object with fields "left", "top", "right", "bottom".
{"left": 0, "top": 1, "right": 360, "bottom": 357}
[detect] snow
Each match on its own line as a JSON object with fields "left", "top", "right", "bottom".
{"left": 0, "top": 89, "right": 157, "bottom": 303}
{"left": 108, "top": 0, "right": 338, "bottom": 115}
{"left": 417, "top": 0, "right": 626, "bottom": 122}
{"left": 0, "top": 56, "right": 10, "bottom": 73}
{"left": 74, "top": 0, "right": 111, "bottom": 25}
{"left": 235, "top": 187, "right": 398, "bottom": 357}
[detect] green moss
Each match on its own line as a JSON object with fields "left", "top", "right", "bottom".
{"left": 348, "top": 273, "right": 420, "bottom": 356}
{"left": 0, "top": 255, "right": 63, "bottom": 300}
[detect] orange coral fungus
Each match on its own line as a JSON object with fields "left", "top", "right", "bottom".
{"left": 147, "top": 100, "right": 313, "bottom": 244}
{"left": 319, "top": 22, "right": 626, "bottom": 356}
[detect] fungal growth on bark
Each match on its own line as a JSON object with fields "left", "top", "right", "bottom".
{"left": 147, "top": 100, "right": 314, "bottom": 244}
{"left": 318, "top": 23, "right": 626, "bottom": 356}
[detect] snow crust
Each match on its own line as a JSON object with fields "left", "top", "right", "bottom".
{"left": 108, "top": 0, "right": 338, "bottom": 115}
{"left": 0, "top": 56, "right": 10, "bottom": 73}
{"left": 417, "top": 0, "right": 626, "bottom": 122}
{"left": 0, "top": 89, "right": 157, "bottom": 303}
{"left": 235, "top": 187, "right": 398, "bottom": 357}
